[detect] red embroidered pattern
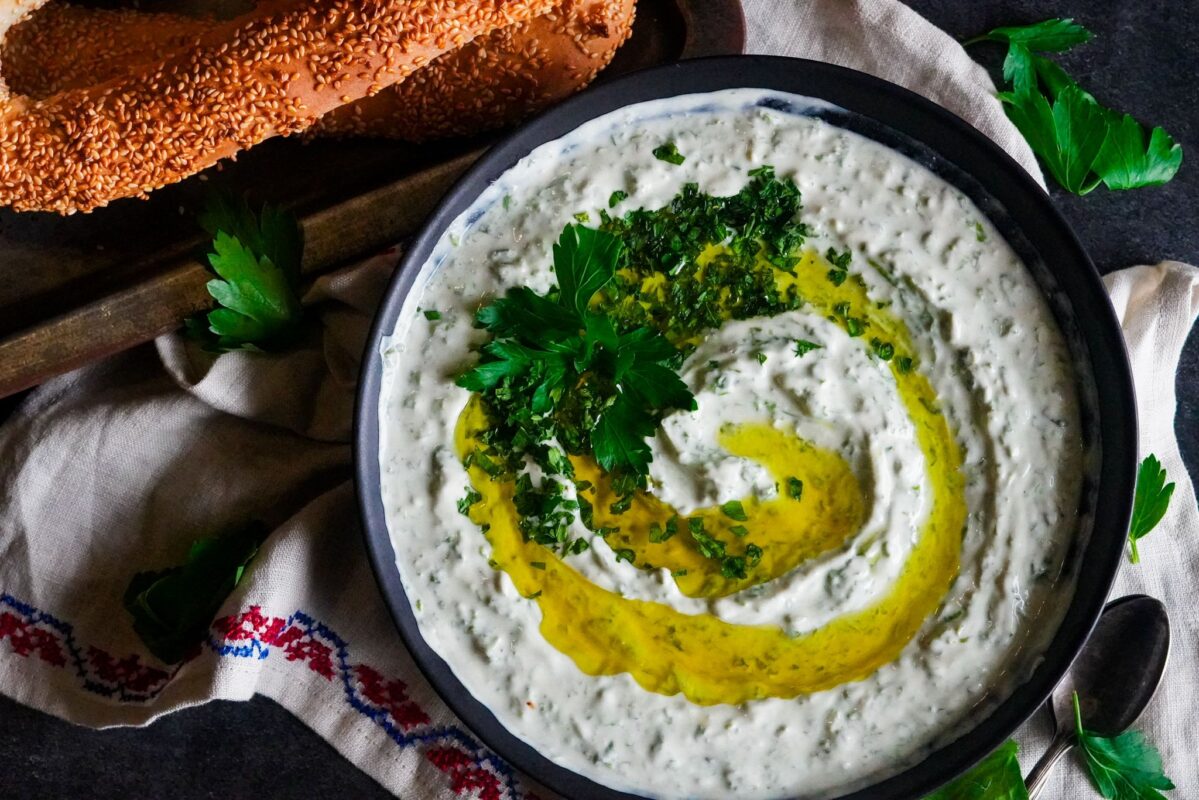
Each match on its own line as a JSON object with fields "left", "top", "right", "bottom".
{"left": 86, "top": 647, "right": 172, "bottom": 695}
{"left": 355, "top": 664, "right": 431, "bottom": 731}
{"left": 214, "top": 607, "right": 337, "bottom": 679}
{"left": 0, "top": 595, "right": 525, "bottom": 800}
{"left": 0, "top": 611, "right": 65, "bottom": 667}
{"left": 428, "top": 745, "right": 507, "bottom": 800}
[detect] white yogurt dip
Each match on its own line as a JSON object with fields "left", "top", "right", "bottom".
{"left": 377, "top": 89, "right": 1087, "bottom": 799}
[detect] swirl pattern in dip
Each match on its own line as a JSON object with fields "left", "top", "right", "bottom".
{"left": 378, "top": 90, "right": 1086, "bottom": 799}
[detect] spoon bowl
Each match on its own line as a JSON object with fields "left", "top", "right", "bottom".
{"left": 1053, "top": 594, "right": 1171, "bottom": 736}
{"left": 1026, "top": 594, "right": 1171, "bottom": 796}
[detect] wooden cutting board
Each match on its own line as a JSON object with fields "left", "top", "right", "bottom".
{"left": 0, "top": 0, "right": 745, "bottom": 399}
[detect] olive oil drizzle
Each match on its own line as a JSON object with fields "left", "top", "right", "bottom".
{"left": 456, "top": 248, "right": 966, "bottom": 705}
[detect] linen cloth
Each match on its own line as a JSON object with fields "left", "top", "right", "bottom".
{"left": 1, "top": 1, "right": 1196, "bottom": 797}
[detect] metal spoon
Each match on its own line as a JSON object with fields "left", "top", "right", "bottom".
{"left": 1025, "top": 594, "right": 1171, "bottom": 797}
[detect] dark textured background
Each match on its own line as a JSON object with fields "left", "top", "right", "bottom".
{"left": 2, "top": 0, "right": 1195, "bottom": 796}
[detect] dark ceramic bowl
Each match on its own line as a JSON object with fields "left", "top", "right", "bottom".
{"left": 354, "top": 56, "right": 1137, "bottom": 799}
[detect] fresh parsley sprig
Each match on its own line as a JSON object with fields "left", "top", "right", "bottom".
{"left": 458, "top": 224, "right": 695, "bottom": 486}
{"left": 124, "top": 522, "right": 266, "bottom": 663}
{"left": 966, "top": 18, "right": 1183, "bottom": 194}
{"left": 187, "top": 194, "right": 305, "bottom": 352}
{"left": 1127, "top": 454, "right": 1175, "bottom": 564}
{"left": 458, "top": 170, "right": 810, "bottom": 564}
{"left": 1074, "top": 692, "right": 1175, "bottom": 799}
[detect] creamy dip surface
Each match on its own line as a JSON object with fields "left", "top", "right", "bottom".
{"left": 377, "top": 90, "right": 1088, "bottom": 799}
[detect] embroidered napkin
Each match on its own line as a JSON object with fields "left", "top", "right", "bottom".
{"left": 1, "top": 1, "right": 1196, "bottom": 798}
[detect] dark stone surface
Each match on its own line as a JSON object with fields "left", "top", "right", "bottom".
{"left": 2, "top": 1, "right": 1195, "bottom": 797}
{"left": 0, "top": 695, "right": 388, "bottom": 797}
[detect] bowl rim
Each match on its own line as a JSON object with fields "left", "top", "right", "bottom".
{"left": 353, "top": 54, "right": 1137, "bottom": 800}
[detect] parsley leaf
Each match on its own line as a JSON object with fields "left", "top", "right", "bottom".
{"left": 1127, "top": 454, "right": 1175, "bottom": 563}
{"left": 689, "top": 518, "right": 723, "bottom": 557}
{"left": 1031, "top": 54, "right": 1077, "bottom": 99}
{"left": 457, "top": 488, "right": 482, "bottom": 515}
{"left": 794, "top": 339, "right": 822, "bottom": 357}
{"left": 475, "top": 285, "right": 580, "bottom": 344}
{"left": 648, "top": 521, "right": 669, "bottom": 543}
{"left": 612, "top": 330, "right": 691, "bottom": 401}
{"left": 966, "top": 18, "right": 1092, "bottom": 51}
{"left": 199, "top": 193, "right": 302, "bottom": 284}
{"left": 1094, "top": 115, "right": 1184, "bottom": 190}
{"left": 720, "top": 500, "right": 749, "bottom": 521}
{"left": 1074, "top": 692, "right": 1175, "bottom": 799}
{"left": 554, "top": 223, "right": 622, "bottom": 318}
{"left": 871, "top": 338, "right": 896, "bottom": 361}
{"left": 592, "top": 393, "right": 658, "bottom": 475}
{"left": 1002, "top": 44, "right": 1037, "bottom": 97}
{"left": 189, "top": 195, "right": 304, "bottom": 352}
{"left": 653, "top": 142, "right": 686, "bottom": 165}
{"left": 787, "top": 477, "right": 804, "bottom": 501}
{"left": 459, "top": 224, "right": 695, "bottom": 481}
{"left": 922, "top": 739, "right": 1028, "bottom": 800}
{"left": 459, "top": 355, "right": 525, "bottom": 395}
{"left": 123, "top": 522, "right": 266, "bottom": 664}
{"left": 1001, "top": 83, "right": 1109, "bottom": 194}
{"left": 720, "top": 554, "right": 747, "bottom": 579}
{"left": 968, "top": 18, "right": 1182, "bottom": 195}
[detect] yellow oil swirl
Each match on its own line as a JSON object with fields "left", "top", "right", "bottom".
{"left": 573, "top": 424, "right": 866, "bottom": 599}
{"left": 456, "top": 249, "right": 966, "bottom": 705}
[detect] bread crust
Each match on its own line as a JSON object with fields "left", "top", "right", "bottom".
{"left": 314, "top": 0, "right": 636, "bottom": 140}
{"left": 4, "top": 0, "right": 635, "bottom": 140}
{"left": 0, "top": 0, "right": 554, "bottom": 213}
{"left": 0, "top": 0, "right": 635, "bottom": 213}
{"left": 2, "top": 3, "right": 210, "bottom": 99}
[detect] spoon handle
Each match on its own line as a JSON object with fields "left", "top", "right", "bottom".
{"left": 1025, "top": 730, "right": 1074, "bottom": 799}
